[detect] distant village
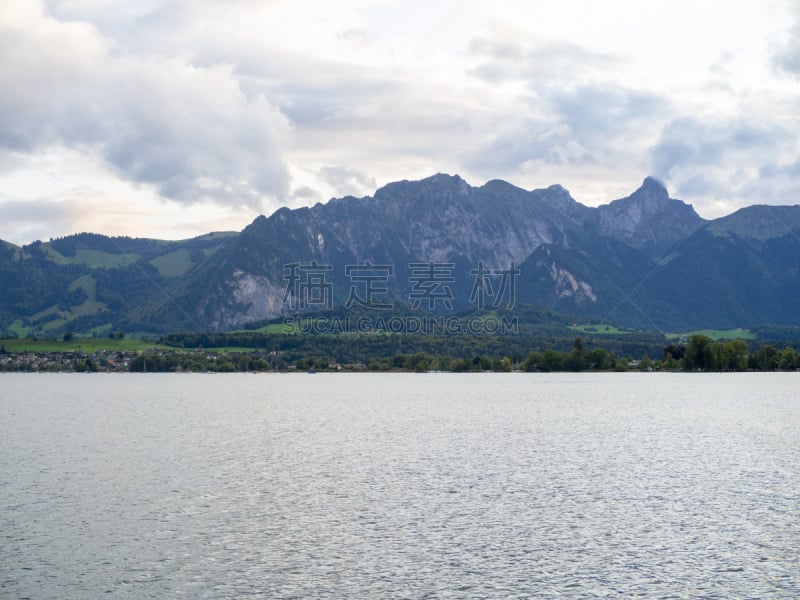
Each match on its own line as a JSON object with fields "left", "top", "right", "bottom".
{"left": 0, "top": 347, "right": 369, "bottom": 373}
{"left": 0, "top": 348, "right": 290, "bottom": 373}
{"left": 0, "top": 348, "right": 131, "bottom": 372}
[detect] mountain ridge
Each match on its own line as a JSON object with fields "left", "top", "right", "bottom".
{"left": 2, "top": 174, "right": 799, "bottom": 336}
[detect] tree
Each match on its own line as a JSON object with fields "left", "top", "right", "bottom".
{"left": 562, "top": 337, "right": 587, "bottom": 371}
{"left": 713, "top": 342, "right": 725, "bottom": 371}
{"left": 413, "top": 355, "right": 430, "bottom": 372}
{"left": 540, "top": 349, "right": 563, "bottom": 372}
{"left": 63, "top": 332, "right": 74, "bottom": 341}
{"left": 723, "top": 340, "right": 748, "bottom": 371}
{"left": 752, "top": 344, "right": 780, "bottom": 371}
{"left": 779, "top": 347, "right": 799, "bottom": 371}
{"left": 523, "top": 351, "right": 542, "bottom": 372}
{"left": 684, "top": 335, "right": 714, "bottom": 371}
{"left": 663, "top": 344, "right": 685, "bottom": 361}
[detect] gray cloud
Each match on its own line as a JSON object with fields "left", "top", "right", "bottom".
{"left": 761, "top": 158, "right": 800, "bottom": 178}
{"left": 463, "top": 83, "right": 666, "bottom": 181}
{"left": 650, "top": 117, "right": 792, "bottom": 177}
{"left": 463, "top": 120, "right": 591, "bottom": 176}
{"left": 37, "top": 2, "right": 636, "bottom": 206}
{"left": 549, "top": 85, "right": 666, "bottom": 139}
{"left": 772, "top": 0, "right": 800, "bottom": 76}
{"left": 4, "top": 0, "right": 797, "bottom": 236}
{"left": 0, "top": 198, "right": 79, "bottom": 244}
{"left": 290, "top": 185, "right": 323, "bottom": 202}
{"left": 649, "top": 116, "right": 800, "bottom": 208}
{"left": 0, "top": 2, "right": 293, "bottom": 210}
{"left": 318, "top": 166, "right": 376, "bottom": 197}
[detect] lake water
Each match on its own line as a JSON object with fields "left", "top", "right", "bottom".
{"left": 1, "top": 372, "right": 798, "bottom": 599}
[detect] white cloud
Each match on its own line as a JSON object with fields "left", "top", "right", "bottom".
{"left": 1, "top": 0, "right": 799, "bottom": 243}
{"left": 469, "top": 38, "right": 616, "bottom": 85}
{"left": 0, "top": 0, "right": 293, "bottom": 212}
{"left": 0, "top": 148, "right": 257, "bottom": 245}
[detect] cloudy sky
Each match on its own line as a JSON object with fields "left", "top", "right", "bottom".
{"left": 2, "top": 0, "right": 800, "bottom": 245}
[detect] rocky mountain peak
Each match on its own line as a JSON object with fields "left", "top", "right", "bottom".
{"left": 373, "top": 172, "right": 472, "bottom": 206}
{"left": 594, "top": 177, "right": 704, "bottom": 253}
{"left": 636, "top": 176, "right": 669, "bottom": 198}
{"left": 629, "top": 177, "right": 673, "bottom": 213}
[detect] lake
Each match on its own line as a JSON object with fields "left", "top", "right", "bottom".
{"left": 1, "top": 372, "right": 798, "bottom": 598}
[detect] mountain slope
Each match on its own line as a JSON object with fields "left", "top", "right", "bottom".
{"left": 130, "top": 174, "right": 603, "bottom": 330}
{"left": 0, "top": 232, "right": 236, "bottom": 336}
{"left": 3, "top": 175, "right": 800, "bottom": 335}
{"left": 642, "top": 205, "right": 800, "bottom": 328}
{"left": 132, "top": 175, "right": 766, "bottom": 332}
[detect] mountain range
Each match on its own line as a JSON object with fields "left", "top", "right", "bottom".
{"left": 2, "top": 174, "right": 799, "bottom": 337}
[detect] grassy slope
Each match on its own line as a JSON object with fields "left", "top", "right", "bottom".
{"left": 568, "top": 324, "right": 634, "bottom": 335}
{"left": 40, "top": 244, "right": 141, "bottom": 268}
{"left": 665, "top": 329, "right": 756, "bottom": 341}
{"left": 149, "top": 249, "right": 195, "bottom": 277}
{"left": 0, "top": 338, "right": 165, "bottom": 352}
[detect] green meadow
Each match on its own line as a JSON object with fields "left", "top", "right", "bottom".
{"left": 567, "top": 324, "right": 633, "bottom": 335}
{"left": 0, "top": 338, "right": 164, "bottom": 353}
{"left": 666, "top": 329, "right": 756, "bottom": 341}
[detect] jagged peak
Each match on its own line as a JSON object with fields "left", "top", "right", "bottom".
{"left": 535, "top": 183, "right": 576, "bottom": 202}
{"left": 372, "top": 173, "right": 473, "bottom": 204}
{"left": 479, "top": 178, "right": 527, "bottom": 196}
{"left": 622, "top": 176, "right": 670, "bottom": 206}
{"left": 639, "top": 176, "right": 668, "bottom": 194}
{"left": 482, "top": 178, "right": 517, "bottom": 188}
{"left": 594, "top": 176, "right": 704, "bottom": 252}
{"left": 421, "top": 172, "right": 466, "bottom": 185}
{"left": 376, "top": 172, "right": 465, "bottom": 192}
{"left": 599, "top": 176, "right": 686, "bottom": 216}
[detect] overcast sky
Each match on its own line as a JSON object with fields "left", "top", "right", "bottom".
{"left": 2, "top": 0, "right": 800, "bottom": 245}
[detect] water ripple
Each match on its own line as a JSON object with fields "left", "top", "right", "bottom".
{"left": 1, "top": 372, "right": 798, "bottom": 598}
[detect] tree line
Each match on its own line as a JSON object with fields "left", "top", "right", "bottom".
{"left": 131, "top": 334, "right": 798, "bottom": 372}
{"left": 3, "top": 333, "right": 798, "bottom": 373}
{"left": 665, "top": 335, "right": 799, "bottom": 371}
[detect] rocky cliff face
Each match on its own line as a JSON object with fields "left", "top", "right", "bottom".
{"left": 159, "top": 174, "right": 715, "bottom": 329}
{"left": 595, "top": 177, "right": 705, "bottom": 254}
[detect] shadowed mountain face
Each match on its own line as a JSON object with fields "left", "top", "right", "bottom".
{"left": 594, "top": 176, "right": 706, "bottom": 256}
{"left": 2, "top": 174, "right": 799, "bottom": 335}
